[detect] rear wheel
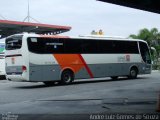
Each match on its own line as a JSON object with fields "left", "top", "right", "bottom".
{"left": 60, "top": 70, "right": 74, "bottom": 85}
{"left": 128, "top": 67, "right": 138, "bottom": 79}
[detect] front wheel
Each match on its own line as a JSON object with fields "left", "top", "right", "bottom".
{"left": 128, "top": 68, "right": 138, "bottom": 79}
{"left": 60, "top": 70, "right": 74, "bottom": 85}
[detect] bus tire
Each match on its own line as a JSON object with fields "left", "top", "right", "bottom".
{"left": 60, "top": 70, "right": 74, "bottom": 85}
{"left": 111, "top": 76, "right": 118, "bottom": 80}
{"left": 43, "top": 81, "right": 55, "bottom": 86}
{"left": 128, "top": 67, "right": 138, "bottom": 79}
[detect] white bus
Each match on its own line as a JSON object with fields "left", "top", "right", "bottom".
{"left": 5, "top": 33, "right": 151, "bottom": 85}
{"left": 0, "top": 41, "right": 6, "bottom": 79}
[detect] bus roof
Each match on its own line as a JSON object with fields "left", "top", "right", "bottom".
{"left": 7, "top": 33, "right": 147, "bottom": 43}
{"left": 38, "top": 34, "right": 147, "bottom": 43}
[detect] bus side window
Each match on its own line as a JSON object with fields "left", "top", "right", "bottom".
{"left": 64, "top": 39, "right": 82, "bottom": 53}
{"left": 44, "top": 38, "right": 64, "bottom": 54}
{"left": 81, "top": 40, "right": 99, "bottom": 53}
{"left": 28, "top": 38, "right": 44, "bottom": 54}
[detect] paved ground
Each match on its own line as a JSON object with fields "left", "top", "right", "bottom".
{"left": 0, "top": 71, "right": 159, "bottom": 119}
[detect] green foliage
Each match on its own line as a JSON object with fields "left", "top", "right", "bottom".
{"left": 129, "top": 28, "right": 160, "bottom": 54}
{"left": 129, "top": 28, "right": 160, "bottom": 70}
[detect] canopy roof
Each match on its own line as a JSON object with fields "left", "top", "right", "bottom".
{"left": 0, "top": 19, "right": 71, "bottom": 38}
{"left": 98, "top": 0, "right": 160, "bottom": 14}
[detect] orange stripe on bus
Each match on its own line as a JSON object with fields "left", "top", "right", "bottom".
{"left": 53, "top": 54, "right": 94, "bottom": 78}
{"left": 53, "top": 54, "right": 84, "bottom": 73}
{"left": 78, "top": 54, "right": 94, "bottom": 78}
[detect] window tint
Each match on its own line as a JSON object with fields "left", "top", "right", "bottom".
{"left": 27, "top": 37, "right": 139, "bottom": 54}
{"left": 44, "top": 38, "right": 64, "bottom": 53}
{"left": 81, "top": 40, "right": 99, "bottom": 53}
{"left": 28, "top": 38, "right": 64, "bottom": 54}
{"left": 64, "top": 39, "right": 99, "bottom": 53}
{"left": 126, "top": 41, "right": 139, "bottom": 53}
{"left": 99, "top": 40, "right": 139, "bottom": 54}
{"left": 6, "top": 35, "right": 22, "bottom": 50}
{"left": 28, "top": 38, "right": 44, "bottom": 54}
{"left": 98, "top": 40, "right": 113, "bottom": 53}
{"left": 115, "top": 41, "right": 139, "bottom": 54}
{"left": 64, "top": 39, "right": 82, "bottom": 53}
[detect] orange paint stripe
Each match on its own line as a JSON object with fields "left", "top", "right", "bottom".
{"left": 53, "top": 54, "right": 94, "bottom": 78}
{"left": 53, "top": 54, "right": 84, "bottom": 73}
{"left": 78, "top": 54, "right": 94, "bottom": 78}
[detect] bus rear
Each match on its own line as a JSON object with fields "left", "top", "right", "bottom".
{"left": 5, "top": 35, "right": 29, "bottom": 81}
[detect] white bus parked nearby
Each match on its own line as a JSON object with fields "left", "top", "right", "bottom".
{"left": 0, "top": 42, "right": 6, "bottom": 79}
{"left": 5, "top": 33, "right": 151, "bottom": 85}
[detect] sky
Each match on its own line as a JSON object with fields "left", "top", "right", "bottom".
{"left": 0, "top": 0, "right": 160, "bottom": 37}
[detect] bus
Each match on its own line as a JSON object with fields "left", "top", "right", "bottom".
{"left": 5, "top": 33, "right": 151, "bottom": 85}
{"left": 0, "top": 41, "right": 6, "bottom": 79}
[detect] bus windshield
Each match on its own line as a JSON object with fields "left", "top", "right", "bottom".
{"left": 6, "top": 35, "right": 22, "bottom": 50}
{"left": 139, "top": 42, "right": 151, "bottom": 64}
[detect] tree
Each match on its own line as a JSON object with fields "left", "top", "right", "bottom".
{"left": 129, "top": 28, "right": 160, "bottom": 69}
{"left": 129, "top": 28, "right": 160, "bottom": 55}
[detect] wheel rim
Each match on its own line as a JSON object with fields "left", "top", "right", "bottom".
{"left": 131, "top": 69, "right": 137, "bottom": 77}
{"left": 61, "top": 70, "right": 74, "bottom": 84}
{"left": 63, "top": 73, "right": 71, "bottom": 83}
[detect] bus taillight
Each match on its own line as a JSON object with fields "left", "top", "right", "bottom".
{"left": 22, "top": 66, "right": 27, "bottom": 72}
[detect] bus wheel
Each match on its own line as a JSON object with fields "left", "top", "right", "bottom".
{"left": 111, "top": 76, "right": 118, "bottom": 80}
{"left": 60, "top": 70, "right": 74, "bottom": 85}
{"left": 129, "top": 67, "right": 138, "bottom": 79}
{"left": 43, "top": 81, "right": 55, "bottom": 86}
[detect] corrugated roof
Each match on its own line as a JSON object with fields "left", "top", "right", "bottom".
{"left": 0, "top": 19, "right": 71, "bottom": 38}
